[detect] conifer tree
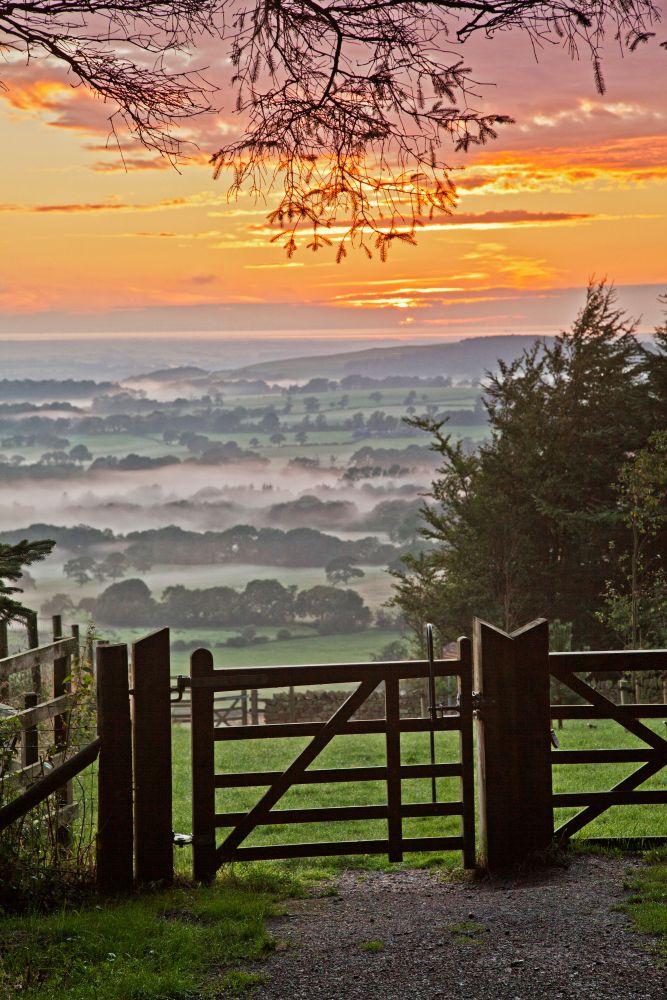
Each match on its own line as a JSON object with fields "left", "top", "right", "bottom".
{"left": 392, "top": 283, "right": 662, "bottom": 648}
{"left": 0, "top": 539, "right": 54, "bottom": 624}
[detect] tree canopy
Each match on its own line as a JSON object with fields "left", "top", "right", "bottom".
{"left": 391, "top": 282, "right": 667, "bottom": 650}
{"left": 1, "top": 1, "right": 663, "bottom": 253}
{"left": 0, "top": 538, "right": 54, "bottom": 624}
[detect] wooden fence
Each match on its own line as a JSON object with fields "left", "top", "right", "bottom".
{"left": 2, "top": 618, "right": 665, "bottom": 892}
{"left": 172, "top": 689, "right": 265, "bottom": 727}
{"left": 474, "top": 619, "right": 667, "bottom": 867}
{"left": 0, "top": 616, "right": 87, "bottom": 846}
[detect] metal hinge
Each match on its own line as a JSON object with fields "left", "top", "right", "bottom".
{"left": 471, "top": 691, "right": 484, "bottom": 718}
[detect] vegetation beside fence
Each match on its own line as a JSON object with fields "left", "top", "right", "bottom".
{"left": 0, "top": 618, "right": 97, "bottom": 911}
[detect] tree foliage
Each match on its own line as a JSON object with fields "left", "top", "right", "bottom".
{"left": 598, "top": 430, "right": 667, "bottom": 649}
{"left": 1, "top": 2, "right": 662, "bottom": 252}
{"left": 391, "top": 283, "right": 667, "bottom": 650}
{"left": 0, "top": 538, "right": 54, "bottom": 624}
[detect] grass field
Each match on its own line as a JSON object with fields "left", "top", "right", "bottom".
{"left": 27, "top": 561, "right": 393, "bottom": 608}
{"left": 105, "top": 626, "right": 403, "bottom": 675}
{"left": 169, "top": 718, "right": 667, "bottom": 878}
{"left": 1, "top": 717, "right": 664, "bottom": 1000}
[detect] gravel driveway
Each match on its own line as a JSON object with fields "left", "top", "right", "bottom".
{"left": 247, "top": 855, "right": 665, "bottom": 1000}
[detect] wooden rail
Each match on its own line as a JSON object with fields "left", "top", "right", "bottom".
{"left": 549, "top": 648, "right": 667, "bottom": 843}
{"left": 0, "top": 637, "right": 78, "bottom": 679}
{"left": 0, "top": 738, "right": 100, "bottom": 832}
{"left": 190, "top": 642, "right": 475, "bottom": 880}
{"left": 0, "top": 617, "right": 83, "bottom": 846}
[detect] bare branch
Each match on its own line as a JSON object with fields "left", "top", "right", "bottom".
{"left": 1, "top": 1, "right": 662, "bottom": 255}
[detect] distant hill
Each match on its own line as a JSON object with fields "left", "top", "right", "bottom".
{"left": 125, "top": 366, "right": 210, "bottom": 383}
{"left": 222, "top": 335, "right": 552, "bottom": 382}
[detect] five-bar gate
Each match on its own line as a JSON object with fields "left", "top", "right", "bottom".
{"left": 188, "top": 640, "right": 475, "bottom": 881}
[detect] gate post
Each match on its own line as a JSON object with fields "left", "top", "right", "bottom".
{"left": 132, "top": 628, "right": 173, "bottom": 886}
{"left": 473, "top": 618, "right": 553, "bottom": 869}
{"left": 191, "top": 648, "right": 217, "bottom": 882}
{"left": 96, "top": 643, "right": 134, "bottom": 893}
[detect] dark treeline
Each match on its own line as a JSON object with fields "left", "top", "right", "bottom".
{"left": 0, "top": 379, "right": 114, "bottom": 400}
{"left": 393, "top": 284, "right": 667, "bottom": 651}
{"left": 79, "top": 577, "right": 373, "bottom": 633}
{"left": 123, "top": 525, "right": 399, "bottom": 569}
{"left": 0, "top": 523, "right": 405, "bottom": 570}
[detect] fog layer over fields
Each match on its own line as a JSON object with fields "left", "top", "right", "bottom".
{"left": 0, "top": 334, "right": 513, "bottom": 663}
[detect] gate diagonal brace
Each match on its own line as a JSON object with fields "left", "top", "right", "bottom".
{"left": 216, "top": 678, "right": 380, "bottom": 862}
{"left": 555, "top": 670, "right": 667, "bottom": 755}
{"left": 553, "top": 670, "right": 667, "bottom": 841}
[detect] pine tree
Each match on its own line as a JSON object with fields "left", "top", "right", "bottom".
{"left": 392, "top": 283, "right": 660, "bottom": 648}
{"left": 0, "top": 539, "right": 55, "bottom": 624}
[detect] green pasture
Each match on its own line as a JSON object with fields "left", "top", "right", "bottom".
{"left": 170, "top": 717, "right": 667, "bottom": 878}
{"left": 105, "top": 626, "right": 403, "bottom": 675}
{"left": 1, "top": 716, "right": 665, "bottom": 1000}
{"left": 216, "top": 384, "right": 479, "bottom": 415}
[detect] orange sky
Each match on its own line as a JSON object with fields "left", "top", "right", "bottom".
{"left": 0, "top": 21, "right": 665, "bottom": 341}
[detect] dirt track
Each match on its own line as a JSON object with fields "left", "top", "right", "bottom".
{"left": 245, "top": 855, "right": 665, "bottom": 1000}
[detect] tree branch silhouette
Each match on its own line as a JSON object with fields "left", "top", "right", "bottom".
{"left": 1, "top": 1, "right": 661, "bottom": 255}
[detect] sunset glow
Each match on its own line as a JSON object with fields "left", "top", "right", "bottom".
{"left": 0, "top": 25, "right": 665, "bottom": 341}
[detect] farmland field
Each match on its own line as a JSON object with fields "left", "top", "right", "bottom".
{"left": 169, "top": 718, "right": 667, "bottom": 877}
{"left": 108, "top": 625, "right": 403, "bottom": 674}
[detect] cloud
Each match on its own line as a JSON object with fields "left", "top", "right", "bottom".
{"left": 189, "top": 274, "right": 218, "bottom": 286}
{"left": 0, "top": 197, "right": 201, "bottom": 215}
{"left": 244, "top": 262, "right": 305, "bottom": 270}
{"left": 457, "top": 137, "right": 667, "bottom": 197}
{"left": 247, "top": 209, "right": 595, "bottom": 239}
{"left": 90, "top": 156, "right": 173, "bottom": 173}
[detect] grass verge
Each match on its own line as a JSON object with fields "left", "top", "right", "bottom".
{"left": 0, "top": 866, "right": 303, "bottom": 1000}
{"left": 623, "top": 848, "right": 667, "bottom": 963}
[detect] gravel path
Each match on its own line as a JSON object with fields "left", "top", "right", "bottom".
{"left": 249, "top": 855, "right": 665, "bottom": 1000}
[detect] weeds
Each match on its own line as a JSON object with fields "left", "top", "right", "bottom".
{"left": 447, "top": 920, "right": 486, "bottom": 944}
{"left": 622, "top": 848, "right": 667, "bottom": 960}
{"left": 359, "top": 939, "right": 384, "bottom": 952}
{"left": 220, "top": 970, "right": 267, "bottom": 995}
{"left": 0, "top": 625, "right": 98, "bottom": 913}
{"left": 0, "top": 876, "right": 278, "bottom": 1000}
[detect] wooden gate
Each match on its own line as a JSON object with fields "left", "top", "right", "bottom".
{"left": 188, "top": 640, "right": 475, "bottom": 881}
{"left": 550, "top": 648, "right": 667, "bottom": 842}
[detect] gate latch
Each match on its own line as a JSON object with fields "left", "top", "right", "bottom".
{"left": 471, "top": 691, "right": 484, "bottom": 718}
{"left": 170, "top": 676, "right": 190, "bottom": 704}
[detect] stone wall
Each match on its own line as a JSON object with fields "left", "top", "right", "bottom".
{"left": 263, "top": 685, "right": 428, "bottom": 723}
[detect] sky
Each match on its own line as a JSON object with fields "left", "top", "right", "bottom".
{"left": 0, "top": 8, "right": 666, "bottom": 347}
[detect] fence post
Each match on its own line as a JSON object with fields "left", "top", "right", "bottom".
{"left": 191, "top": 648, "right": 216, "bottom": 882}
{"left": 132, "top": 628, "right": 173, "bottom": 886}
{"left": 473, "top": 618, "right": 553, "bottom": 869}
{"left": 27, "top": 612, "right": 40, "bottom": 692}
{"left": 0, "top": 622, "right": 8, "bottom": 702}
{"left": 53, "top": 628, "right": 72, "bottom": 848}
{"left": 70, "top": 624, "right": 80, "bottom": 675}
{"left": 96, "top": 643, "right": 133, "bottom": 893}
{"left": 251, "top": 688, "right": 259, "bottom": 726}
{"left": 457, "top": 636, "right": 476, "bottom": 870}
{"left": 21, "top": 692, "right": 39, "bottom": 769}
